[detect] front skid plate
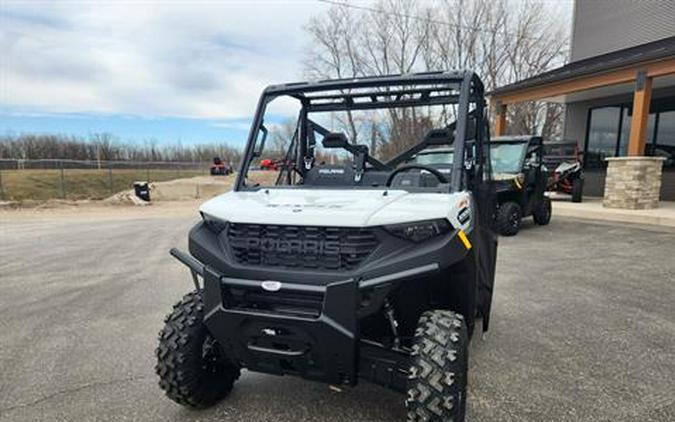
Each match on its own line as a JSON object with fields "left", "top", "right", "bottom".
{"left": 202, "top": 267, "right": 359, "bottom": 386}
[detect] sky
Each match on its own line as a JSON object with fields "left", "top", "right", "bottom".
{"left": 0, "top": 0, "right": 334, "bottom": 146}
{"left": 0, "top": 0, "right": 573, "bottom": 147}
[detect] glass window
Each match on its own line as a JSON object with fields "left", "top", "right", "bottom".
{"left": 654, "top": 110, "right": 675, "bottom": 168}
{"left": 244, "top": 96, "right": 302, "bottom": 187}
{"left": 239, "top": 87, "right": 471, "bottom": 190}
{"left": 410, "top": 149, "right": 454, "bottom": 165}
{"left": 618, "top": 106, "right": 630, "bottom": 157}
{"left": 490, "top": 142, "right": 528, "bottom": 174}
{"left": 647, "top": 113, "right": 657, "bottom": 145}
{"left": 619, "top": 107, "right": 656, "bottom": 157}
{"left": 586, "top": 107, "right": 620, "bottom": 169}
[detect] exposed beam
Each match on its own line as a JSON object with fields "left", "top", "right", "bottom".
{"left": 494, "top": 102, "right": 507, "bottom": 136}
{"left": 491, "top": 57, "right": 675, "bottom": 105}
{"left": 627, "top": 72, "right": 653, "bottom": 156}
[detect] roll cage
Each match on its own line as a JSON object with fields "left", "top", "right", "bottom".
{"left": 235, "top": 71, "right": 489, "bottom": 193}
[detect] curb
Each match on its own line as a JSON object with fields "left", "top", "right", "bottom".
{"left": 552, "top": 200, "right": 675, "bottom": 228}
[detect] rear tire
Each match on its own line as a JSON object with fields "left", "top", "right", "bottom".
{"left": 532, "top": 196, "right": 552, "bottom": 225}
{"left": 496, "top": 201, "right": 522, "bottom": 236}
{"left": 155, "top": 290, "right": 240, "bottom": 408}
{"left": 407, "top": 310, "right": 469, "bottom": 422}
{"left": 571, "top": 178, "right": 583, "bottom": 203}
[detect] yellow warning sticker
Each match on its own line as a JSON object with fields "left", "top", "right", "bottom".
{"left": 458, "top": 230, "right": 472, "bottom": 250}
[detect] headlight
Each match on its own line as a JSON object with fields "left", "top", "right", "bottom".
{"left": 383, "top": 219, "right": 451, "bottom": 243}
{"left": 201, "top": 212, "right": 227, "bottom": 234}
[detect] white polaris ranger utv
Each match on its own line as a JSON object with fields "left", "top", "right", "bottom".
{"left": 158, "top": 71, "right": 499, "bottom": 421}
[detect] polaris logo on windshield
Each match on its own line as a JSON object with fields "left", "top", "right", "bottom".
{"left": 245, "top": 238, "right": 340, "bottom": 255}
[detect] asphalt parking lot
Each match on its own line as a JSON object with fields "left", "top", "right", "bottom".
{"left": 1, "top": 209, "right": 674, "bottom": 422}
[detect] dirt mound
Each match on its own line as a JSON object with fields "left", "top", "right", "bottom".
{"left": 104, "top": 190, "right": 151, "bottom": 206}
{"left": 0, "top": 200, "right": 20, "bottom": 209}
{"left": 103, "top": 174, "right": 239, "bottom": 205}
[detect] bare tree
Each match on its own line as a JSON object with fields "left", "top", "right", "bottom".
{"left": 0, "top": 133, "right": 241, "bottom": 164}
{"left": 304, "top": 0, "right": 569, "bottom": 144}
{"left": 499, "top": 0, "right": 568, "bottom": 137}
{"left": 305, "top": 6, "right": 363, "bottom": 142}
{"left": 269, "top": 119, "right": 298, "bottom": 157}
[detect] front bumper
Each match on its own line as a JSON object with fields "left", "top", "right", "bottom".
{"left": 203, "top": 266, "right": 360, "bottom": 386}
{"left": 170, "top": 225, "right": 472, "bottom": 386}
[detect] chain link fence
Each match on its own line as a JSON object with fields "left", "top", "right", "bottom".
{"left": 0, "top": 159, "right": 218, "bottom": 201}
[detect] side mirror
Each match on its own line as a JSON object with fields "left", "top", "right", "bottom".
{"left": 322, "top": 132, "right": 349, "bottom": 149}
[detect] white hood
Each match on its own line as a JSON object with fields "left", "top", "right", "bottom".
{"left": 199, "top": 188, "right": 471, "bottom": 229}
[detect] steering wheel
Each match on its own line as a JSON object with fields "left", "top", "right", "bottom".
{"left": 385, "top": 164, "right": 449, "bottom": 187}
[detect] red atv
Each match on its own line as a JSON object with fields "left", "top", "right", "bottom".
{"left": 259, "top": 158, "right": 280, "bottom": 171}
{"left": 544, "top": 140, "right": 584, "bottom": 203}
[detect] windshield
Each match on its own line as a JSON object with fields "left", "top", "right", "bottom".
{"left": 238, "top": 76, "right": 488, "bottom": 192}
{"left": 410, "top": 150, "right": 454, "bottom": 165}
{"left": 242, "top": 96, "right": 469, "bottom": 191}
{"left": 490, "top": 142, "right": 527, "bottom": 174}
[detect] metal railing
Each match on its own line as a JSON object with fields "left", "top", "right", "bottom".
{"left": 0, "top": 159, "right": 220, "bottom": 201}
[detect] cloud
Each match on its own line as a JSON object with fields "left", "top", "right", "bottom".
{"left": 0, "top": 0, "right": 329, "bottom": 120}
{"left": 209, "top": 120, "right": 252, "bottom": 131}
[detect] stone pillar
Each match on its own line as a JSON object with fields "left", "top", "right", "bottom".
{"left": 603, "top": 157, "right": 665, "bottom": 209}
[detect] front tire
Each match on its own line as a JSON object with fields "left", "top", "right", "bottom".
{"left": 407, "top": 310, "right": 469, "bottom": 422}
{"left": 532, "top": 196, "right": 552, "bottom": 225}
{"left": 571, "top": 178, "right": 583, "bottom": 203}
{"left": 496, "top": 201, "right": 522, "bottom": 236}
{"left": 155, "top": 290, "right": 240, "bottom": 408}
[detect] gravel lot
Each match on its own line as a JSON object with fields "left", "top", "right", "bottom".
{"left": 1, "top": 206, "right": 674, "bottom": 421}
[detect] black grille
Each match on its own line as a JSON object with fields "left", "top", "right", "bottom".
{"left": 226, "top": 223, "right": 379, "bottom": 271}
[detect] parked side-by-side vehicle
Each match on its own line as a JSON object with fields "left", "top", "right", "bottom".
{"left": 157, "top": 71, "right": 499, "bottom": 421}
{"left": 408, "top": 136, "right": 552, "bottom": 236}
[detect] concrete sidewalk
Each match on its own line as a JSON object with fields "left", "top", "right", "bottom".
{"left": 552, "top": 196, "right": 675, "bottom": 228}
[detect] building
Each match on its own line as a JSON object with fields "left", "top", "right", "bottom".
{"left": 490, "top": 0, "right": 675, "bottom": 206}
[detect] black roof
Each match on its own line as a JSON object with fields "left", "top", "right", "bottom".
{"left": 263, "top": 70, "right": 480, "bottom": 95}
{"left": 490, "top": 36, "right": 675, "bottom": 97}
{"left": 260, "top": 70, "right": 486, "bottom": 113}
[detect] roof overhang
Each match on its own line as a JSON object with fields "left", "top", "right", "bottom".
{"left": 561, "top": 74, "right": 675, "bottom": 103}
{"left": 489, "top": 36, "right": 675, "bottom": 105}
{"left": 491, "top": 57, "right": 675, "bottom": 105}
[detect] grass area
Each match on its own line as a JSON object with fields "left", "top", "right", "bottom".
{"left": 0, "top": 168, "right": 207, "bottom": 201}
